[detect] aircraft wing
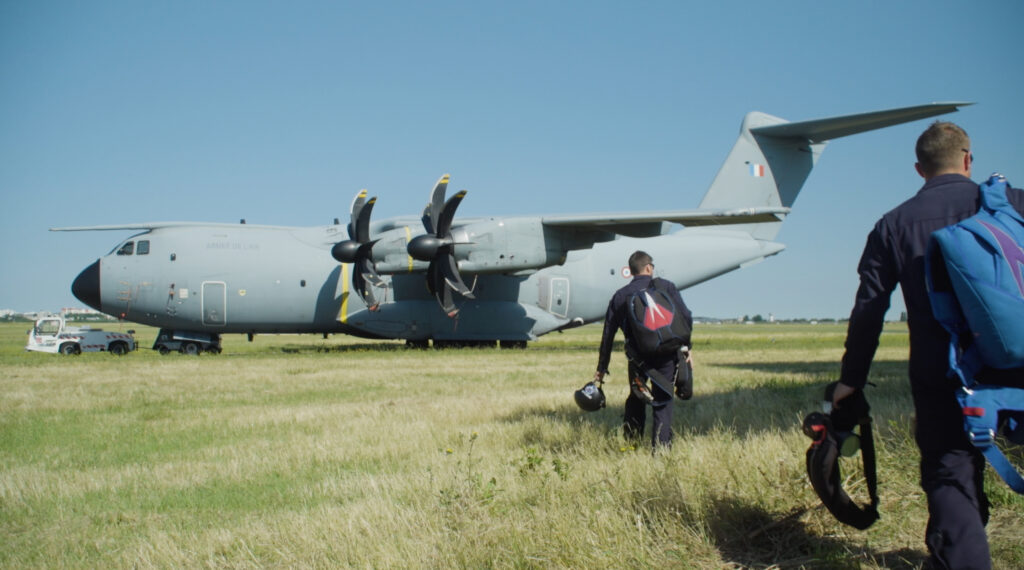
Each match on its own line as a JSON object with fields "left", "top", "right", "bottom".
{"left": 541, "top": 206, "right": 789, "bottom": 237}
{"left": 50, "top": 222, "right": 291, "bottom": 232}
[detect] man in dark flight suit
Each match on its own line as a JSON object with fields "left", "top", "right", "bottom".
{"left": 595, "top": 250, "right": 693, "bottom": 448}
{"left": 833, "top": 121, "right": 1024, "bottom": 569}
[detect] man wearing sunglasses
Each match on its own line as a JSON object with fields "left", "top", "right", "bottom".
{"left": 833, "top": 121, "right": 1024, "bottom": 569}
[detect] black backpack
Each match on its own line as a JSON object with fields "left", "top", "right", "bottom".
{"left": 625, "top": 279, "right": 691, "bottom": 355}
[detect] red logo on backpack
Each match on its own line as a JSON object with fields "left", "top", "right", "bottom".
{"left": 642, "top": 292, "right": 674, "bottom": 330}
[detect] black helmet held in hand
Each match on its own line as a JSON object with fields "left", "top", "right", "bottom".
{"left": 803, "top": 381, "right": 879, "bottom": 530}
{"left": 574, "top": 380, "right": 606, "bottom": 412}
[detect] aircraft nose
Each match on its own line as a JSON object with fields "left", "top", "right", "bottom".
{"left": 72, "top": 260, "right": 102, "bottom": 312}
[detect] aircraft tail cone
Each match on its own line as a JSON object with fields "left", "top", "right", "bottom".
{"left": 72, "top": 260, "right": 102, "bottom": 312}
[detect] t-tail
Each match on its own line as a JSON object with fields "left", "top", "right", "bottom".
{"left": 699, "top": 102, "right": 972, "bottom": 240}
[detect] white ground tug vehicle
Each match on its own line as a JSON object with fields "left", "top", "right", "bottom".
{"left": 25, "top": 317, "right": 136, "bottom": 355}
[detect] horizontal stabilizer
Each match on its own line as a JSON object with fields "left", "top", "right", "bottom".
{"left": 752, "top": 101, "right": 973, "bottom": 143}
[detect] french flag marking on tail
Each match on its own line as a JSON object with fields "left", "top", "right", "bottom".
{"left": 749, "top": 163, "right": 765, "bottom": 177}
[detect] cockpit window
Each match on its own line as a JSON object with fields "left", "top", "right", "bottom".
{"left": 116, "top": 241, "right": 134, "bottom": 256}
{"left": 137, "top": 240, "right": 150, "bottom": 255}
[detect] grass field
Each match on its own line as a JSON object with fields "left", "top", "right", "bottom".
{"left": 1, "top": 321, "right": 1021, "bottom": 568}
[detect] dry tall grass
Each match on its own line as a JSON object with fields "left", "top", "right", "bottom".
{"left": 1, "top": 322, "right": 1021, "bottom": 568}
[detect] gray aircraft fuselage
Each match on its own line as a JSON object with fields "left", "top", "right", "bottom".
{"left": 73, "top": 220, "right": 777, "bottom": 342}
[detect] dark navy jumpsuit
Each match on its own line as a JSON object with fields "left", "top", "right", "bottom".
{"left": 839, "top": 173, "right": 1024, "bottom": 569}
{"left": 597, "top": 274, "right": 692, "bottom": 447}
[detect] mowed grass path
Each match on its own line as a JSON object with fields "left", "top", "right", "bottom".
{"left": 1, "top": 322, "right": 1021, "bottom": 568}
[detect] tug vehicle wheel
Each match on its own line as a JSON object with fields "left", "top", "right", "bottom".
{"left": 59, "top": 343, "right": 81, "bottom": 355}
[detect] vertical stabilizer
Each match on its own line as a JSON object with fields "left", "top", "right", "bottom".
{"left": 698, "top": 102, "right": 971, "bottom": 240}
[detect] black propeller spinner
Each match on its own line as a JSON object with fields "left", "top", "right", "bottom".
{"left": 331, "top": 189, "right": 384, "bottom": 311}
{"left": 406, "top": 174, "right": 475, "bottom": 317}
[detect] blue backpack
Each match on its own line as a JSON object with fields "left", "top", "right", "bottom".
{"left": 925, "top": 173, "right": 1024, "bottom": 493}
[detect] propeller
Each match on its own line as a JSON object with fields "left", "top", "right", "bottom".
{"left": 407, "top": 174, "right": 475, "bottom": 316}
{"left": 331, "top": 189, "right": 384, "bottom": 311}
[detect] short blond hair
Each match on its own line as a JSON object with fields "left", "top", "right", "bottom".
{"left": 915, "top": 121, "right": 970, "bottom": 177}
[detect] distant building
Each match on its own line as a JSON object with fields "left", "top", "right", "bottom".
{"left": 0, "top": 307, "right": 113, "bottom": 321}
{"left": 20, "top": 311, "right": 58, "bottom": 320}
{"left": 61, "top": 307, "right": 102, "bottom": 317}
{"left": 61, "top": 307, "right": 114, "bottom": 321}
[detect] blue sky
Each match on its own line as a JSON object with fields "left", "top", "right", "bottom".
{"left": 2, "top": 1, "right": 1022, "bottom": 319}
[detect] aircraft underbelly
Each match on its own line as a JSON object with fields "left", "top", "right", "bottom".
{"left": 341, "top": 299, "right": 535, "bottom": 341}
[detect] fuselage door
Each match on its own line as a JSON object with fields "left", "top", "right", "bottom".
{"left": 202, "top": 281, "right": 227, "bottom": 326}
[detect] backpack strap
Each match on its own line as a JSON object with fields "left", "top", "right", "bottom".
{"left": 978, "top": 174, "right": 1023, "bottom": 223}
{"left": 958, "top": 383, "right": 1024, "bottom": 493}
{"left": 924, "top": 234, "right": 984, "bottom": 385}
{"left": 624, "top": 344, "right": 676, "bottom": 398}
{"left": 859, "top": 416, "right": 880, "bottom": 512}
{"left": 648, "top": 278, "right": 679, "bottom": 310}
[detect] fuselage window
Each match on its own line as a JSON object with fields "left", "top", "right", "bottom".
{"left": 137, "top": 240, "right": 150, "bottom": 255}
{"left": 116, "top": 241, "right": 135, "bottom": 256}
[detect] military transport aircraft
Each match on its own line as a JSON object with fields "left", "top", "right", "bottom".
{"left": 55, "top": 102, "right": 967, "bottom": 353}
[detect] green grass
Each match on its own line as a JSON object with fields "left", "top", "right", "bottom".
{"left": 0, "top": 321, "right": 1021, "bottom": 568}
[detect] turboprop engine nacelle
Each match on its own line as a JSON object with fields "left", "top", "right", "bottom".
{"left": 368, "top": 218, "right": 569, "bottom": 275}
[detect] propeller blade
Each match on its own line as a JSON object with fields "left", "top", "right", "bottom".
{"left": 412, "top": 174, "right": 473, "bottom": 317}
{"left": 352, "top": 263, "right": 380, "bottom": 311}
{"left": 334, "top": 188, "right": 383, "bottom": 310}
{"left": 347, "top": 189, "right": 369, "bottom": 240}
{"left": 427, "top": 258, "right": 459, "bottom": 316}
{"left": 439, "top": 251, "right": 474, "bottom": 297}
{"left": 357, "top": 249, "right": 385, "bottom": 287}
{"left": 334, "top": 189, "right": 375, "bottom": 262}
{"left": 421, "top": 174, "right": 450, "bottom": 235}
{"left": 439, "top": 286, "right": 457, "bottom": 317}
{"left": 354, "top": 196, "right": 376, "bottom": 243}
{"left": 436, "top": 190, "right": 467, "bottom": 237}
